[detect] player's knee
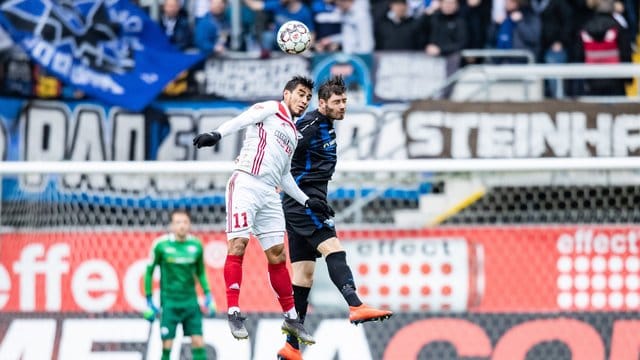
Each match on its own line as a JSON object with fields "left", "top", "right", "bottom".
{"left": 191, "top": 335, "right": 204, "bottom": 348}
{"left": 162, "top": 339, "right": 173, "bottom": 350}
{"left": 267, "top": 252, "right": 286, "bottom": 264}
{"left": 265, "top": 243, "right": 286, "bottom": 264}
{"left": 303, "top": 267, "right": 315, "bottom": 281}
{"left": 293, "top": 273, "right": 314, "bottom": 287}
{"left": 292, "top": 261, "right": 315, "bottom": 286}
{"left": 228, "top": 237, "right": 248, "bottom": 255}
{"left": 318, "top": 237, "right": 343, "bottom": 257}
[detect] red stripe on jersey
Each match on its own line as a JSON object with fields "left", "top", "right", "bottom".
{"left": 275, "top": 111, "right": 297, "bottom": 135}
{"left": 277, "top": 102, "right": 296, "bottom": 124}
{"left": 276, "top": 102, "right": 293, "bottom": 125}
{"left": 251, "top": 123, "right": 267, "bottom": 174}
{"left": 277, "top": 102, "right": 289, "bottom": 120}
{"left": 226, "top": 172, "right": 238, "bottom": 232}
{"left": 253, "top": 125, "right": 267, "bottom": 174}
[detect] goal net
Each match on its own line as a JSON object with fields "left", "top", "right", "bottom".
{"left": 1, "top": 159, "right": 639, "bottom": 359}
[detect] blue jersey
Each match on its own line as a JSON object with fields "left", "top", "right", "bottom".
{"left": 283, "top": 109, "right": 336, "bottom": 232}
{"left": 290, "top": 109, "right": 336, "bottom": 188}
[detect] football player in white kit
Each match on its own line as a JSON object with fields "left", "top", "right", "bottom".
{"left": 193, "top": 76, "right": 333, "bottom": 345}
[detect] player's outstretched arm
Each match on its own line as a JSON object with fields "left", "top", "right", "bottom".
{"left": 193, "top": 101, "right": 278, "bottom": 148}
{"left": 281, "top": 165, "right": 309, "bottom": 205}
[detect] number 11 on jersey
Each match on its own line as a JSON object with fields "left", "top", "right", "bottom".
{"left": 233, "top": 212, "right": 248, "bottom": 228}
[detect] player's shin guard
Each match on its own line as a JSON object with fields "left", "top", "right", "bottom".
{"left": 161, "top": 348, "right": 171, "bottom": 360}
{"left": 287, "top": 285, "right": 311, "bottom": 349}
{"left": 192, "top": 347, "right": 206, "bottom": 360}
{"left": 268, "top": 262, "right": 296, "bottom": 314}
{"left": 224, "top": 254, "right": 244, "bottom": 309}
{"left": 326, "top": 251, "right": 363, "bottom": 307}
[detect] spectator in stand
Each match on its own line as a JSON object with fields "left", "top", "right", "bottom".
{"left": 194, "top": 0, "right": 228, "bottom": 56}
{"left": 460, "top": 0, "right": 492, "bottom": 53}
{"left": 487, "top": 0, "right": 541, "bottom": 63}
{"left": 492, "top": 0, "right": 506, "bottom": 23}
{"left": 425, "top": 0, "right": 467, "bottom": 57}
{"left": 565, "top": 0, "right": 595, "bottom": 96}
{"left": 193, "top": 0, "right": 260, "bottom": 52}
{"left": 211, "top": 0, "right": 231, "bottom": 49}
{"left": 406, "top": 0, "right": 441, "bottom": 18}
{"left": 236, "top": 6, "right": 261, "bottom": 52}
{"left": 243, "top": 0, "right": 315, "bottom": 54}
{"left": 336, "top": 0, "right": 375, "bottom": 54}
{"left": 618, "top": 0, "right": 637, "bottom": 41}
{"left": 425, "top": 0, "right": 467, "bottom": 97}
{"left": 530, "top": 0, "right": 572, "bottom": 97}
{"left": 568, "top": 0, "right": 595, "bottom": 48}
{"left": 160, "top": 0, "right": 192, "bottom": 50}
{"left": 370, "top": 0, "right": 388, "bottom": 20}
{"left": 612, "top": 0, "right": 634, "bottom": 35}
{"left": 577, "top": 0, "right": 632, "bottom": 95}
{"left": 374, "top": 0, "right": 424, "bottom": 50}
{"left": 312, "top": 0, "right": 343, "bottom": 52}
{"left": 190, "top": 0, "right": 211, "bottom": 20}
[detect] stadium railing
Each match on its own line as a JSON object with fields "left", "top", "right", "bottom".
{"left": 437, "top": 61, "right": 640, "bottom": 101}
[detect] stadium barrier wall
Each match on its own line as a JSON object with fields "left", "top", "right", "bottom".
{"left": 2, "top": 227, "right": 640, "bottom": 314}
{"left": 1, "top": 312, "right": 639, "bottom": 359}
{"left": 2, "top": 228, "right": 640, "bottom": 359}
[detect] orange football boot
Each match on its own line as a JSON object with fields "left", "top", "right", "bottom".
{"left": 349, "top": 304, "right": 393, "bottom": 325}
{"left": 277, "top": 343, "right": 303, "bottom": 360}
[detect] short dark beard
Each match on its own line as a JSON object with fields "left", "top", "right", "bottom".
{"left": 320, "top": 104, "right": 342, "bottom": 120}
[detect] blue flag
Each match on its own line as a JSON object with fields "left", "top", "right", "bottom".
{"left": 0, "top": 0, "right": 204, "bottom": 111}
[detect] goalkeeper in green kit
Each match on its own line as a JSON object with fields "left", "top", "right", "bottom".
{"left": 143, "top": 209, "right": 216, "bottom": 360}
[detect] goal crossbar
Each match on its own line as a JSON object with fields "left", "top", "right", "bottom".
{"left": 1, "top": 158, "right": 639, "bottom": 174}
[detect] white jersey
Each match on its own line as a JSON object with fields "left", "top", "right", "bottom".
{"left": 217, "top": 100, "right": 300, "bottom": 188}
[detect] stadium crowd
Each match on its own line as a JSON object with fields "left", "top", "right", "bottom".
{"left": 148, "top": 0, "right": 636, "bottom": 63}
{"left": 0, "top": 0, "right": 637, "bottom": 99}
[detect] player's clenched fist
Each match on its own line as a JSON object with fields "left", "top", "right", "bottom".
{"left": 193, "top": 131, "right": 222, "bottom": 148}
{"left": 305, "top": 198, "right": 335, "bottom": 219}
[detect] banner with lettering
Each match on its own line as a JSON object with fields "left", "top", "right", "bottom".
{"left": 1, "top": 312, "right": 638, "bottom": 359}
{"left": 404, "top": 101, "right": 640, "bottom": 158}
{"left": 1, "top": 98, "right": 639, "bottom": 168}
{"left": 0, "top": 0, "right": 203, "bottom": 110}
{"left": 2, "top": 226, "right": 640, "bottom": 313}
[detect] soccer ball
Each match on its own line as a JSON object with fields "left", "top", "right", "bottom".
{"left": 276, "top": 21, "right": 312, "bottom": 54}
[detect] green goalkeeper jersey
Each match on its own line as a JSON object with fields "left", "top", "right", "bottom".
{"left": 144, "top": 233, "right": 211, "bottom": 306}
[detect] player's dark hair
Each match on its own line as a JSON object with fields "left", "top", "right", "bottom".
{"left": 170, "top": 208, "right": 191, "bottom": 220}
{"left": 284, "top": 75, "right": 314, "bottom": 93}
{"left": 318, "top": 76, "right": 346, "bottom": 101}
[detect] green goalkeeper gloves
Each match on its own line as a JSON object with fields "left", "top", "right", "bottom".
{"left": 204, "top": 293, "right": 216, "bottom": 317}
{"left": 142, "top": 296, "right": 159, "bottom": 322}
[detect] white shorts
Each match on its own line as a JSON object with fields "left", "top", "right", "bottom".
{"left": 225, "top": 171, "right": 286, "bottom": 250}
